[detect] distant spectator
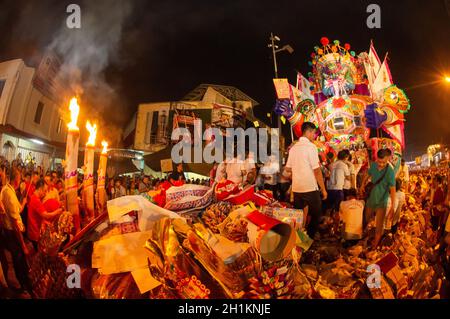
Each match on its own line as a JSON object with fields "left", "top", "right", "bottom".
{"left": 169, "top": 164, "right": 186, "bottom": 185}
{"left": 139, "top": 176, "right": 150, "bottom": 193}
{"left": 112, "top": 178, "right": 127, "bottom": 199}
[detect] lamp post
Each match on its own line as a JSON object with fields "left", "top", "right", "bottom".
{"left": 268, "top": 33, "right": 294, "bottom": 165}
{"left": 268, "top": 33, "right": 294, "bottom": 78}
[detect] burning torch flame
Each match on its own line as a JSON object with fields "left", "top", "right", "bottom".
{"left": 86, "top": 121, "right": 97, "bottom": 147}
{"left": 101, "top": 141, "right": 109, "bottom": 154}
{"left": 67, "top": 97, "right": 80, "bottom": 131}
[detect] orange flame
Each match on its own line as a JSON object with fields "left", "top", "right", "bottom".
{"left": 67, "top": 97, "right": 80, "bottom": 131}
{"left": 101, "top": 141, "right": 108, "bottom": 154}
{"left": 86, "top": 121, "right": 97, "bottom": 147}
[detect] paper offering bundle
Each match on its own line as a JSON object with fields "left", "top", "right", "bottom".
{"left": 246, "top": 211, "right": 296, "bottom": 262}
{"left": 263, "top": 207, "right": 304, "bottom": 231}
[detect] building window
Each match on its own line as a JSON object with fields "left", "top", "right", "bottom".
{"left": 57, "top": 118, "right": 63, "bottom": 133}
{"left": 34, "top": 102, "right": 44, "bottom": 124}
{"left": 0, "top": 79, "right": 6, "bottom": 99}
{"left": 144, "top": 112, "right": 153, "bottom": 144}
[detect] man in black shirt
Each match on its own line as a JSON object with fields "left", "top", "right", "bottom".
{"left": 169, "top": 163, "right": 186, "bottom": 185}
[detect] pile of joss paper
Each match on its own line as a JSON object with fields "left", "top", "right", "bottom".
{"left": 38, "top": 179, "right": 447, "bottom": 299}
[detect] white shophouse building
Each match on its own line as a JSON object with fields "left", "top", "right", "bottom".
{"left": 0, "top": 55, "right": 67, "bottom": 171}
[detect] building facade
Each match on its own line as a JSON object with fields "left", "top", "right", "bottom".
{"left": 0, "top": 56, "right": 67, "bottom": 171}
{"left": 124, "top": 84, "right": 283, "bottom": 174}
{"left": 128, "top": 84, "right": 264, "bottom": 150}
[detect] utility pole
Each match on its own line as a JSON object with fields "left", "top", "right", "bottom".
{"left": 268, "top": 33, "right": 294, "bottom": 165}
{"left": 270, "top": 33, "right": 279, "bottom": 78}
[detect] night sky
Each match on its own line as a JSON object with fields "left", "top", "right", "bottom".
{"left": 0, "top": 0, "right": 449, "bottom": 159}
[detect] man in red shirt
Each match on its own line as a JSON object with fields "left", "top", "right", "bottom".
{"left": 27, "top": 179, "right": 63, "bottom": 248}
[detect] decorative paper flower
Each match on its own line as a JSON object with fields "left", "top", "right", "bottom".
{"left": 332, "top": 97, "right": 346, "bottom": 108}
{"left": 344, "top": 43, "right": 351, "bottom": 50}
{"left": 318, "top": 49, "right": 324, "bottom": 55}
{"left": 311, "top": 53, "right": 316, "bottom": 58}
{"left": 320, "top": 37, "right": 329, "bottom": 46}
{"left": 333, "top": 40, "right": 340, "bottom": 46}
{"left": 331, "top": 46, "right": 338, "bottom": 53}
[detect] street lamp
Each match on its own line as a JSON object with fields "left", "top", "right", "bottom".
{"left": 268, "top": 33, "right": 294, "bottom": 78}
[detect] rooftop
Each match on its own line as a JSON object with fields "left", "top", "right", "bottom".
{"left": 182, "top": 84, "right": 259, "bottom": 107}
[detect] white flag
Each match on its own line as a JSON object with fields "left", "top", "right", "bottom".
{"left": 363, "top": 41, "right": 382, "bottom": 87}
{"left": 372, "top": 56, "right": 393, "bottom": 98}
{"left": 296, "top": 72, "right": 314, "bottom": 100}
{"left": 289, "top": 84, "right": 304, "bottom": 108}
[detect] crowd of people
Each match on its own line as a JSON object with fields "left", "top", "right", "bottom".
{"left": 1, "top": 122, "right": 450, "bottom": 298}
{"left": 0, "top": 154, "right": 210, "bottom": 297}
{"left": 105, "top": 165, "right": 211, "bottom": 200}
{"left": 209, "top": 122, "right": 450, "bottom": 265}
{"left": 0, "top": 154, "right": 67, "bottom": 297}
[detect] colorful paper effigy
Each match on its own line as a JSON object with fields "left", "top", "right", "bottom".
{"left": 274, "top": 38, "right": 410, "bottom": 157}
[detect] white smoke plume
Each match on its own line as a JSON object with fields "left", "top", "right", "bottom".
{"left": 48, "top": 0, "right": 133, "bottom": 145}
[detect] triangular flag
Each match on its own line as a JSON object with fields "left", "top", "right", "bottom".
{"left": 289, "top": 84, "right": 305, "bottom": 110}
{"left": 296, "top": 72, "right": 314, "bottom": 100}
{"left": 382, "top": 122, "right": 405, "bottom": 149}
{"left": 372, "top": 55, "right": 393, "bottom": 99}
{"left": 363, "top": 41, "right": 382, "bottom": 92}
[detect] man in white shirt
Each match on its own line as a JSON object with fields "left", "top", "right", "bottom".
{"left": 225, "top": 154, "right": 246, "bottom": 185}
{"left": 339, "top": 189, "right": 364, "bottom": 240}
{"left": 328, "top": 150, "right": 350, "bottom": 212}
{"left": 0, "top": 167, "right": 33, "bottom": 295}
{"left": 285, "top": 122, "right": 327, "bottom": 238}
{"left": 261, "top": 155, "right": 280, "bottom": 195}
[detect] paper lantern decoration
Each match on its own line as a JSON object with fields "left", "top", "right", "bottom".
{"left": 273, "top": 38, "right": 409, "bottom": 156}
{"left": 383, "top": 85, "right": 410, "bottom": 113}
{"left": 320, "top": 37, "right": 329, "bottom": 46}
{"left": 296, "top": 99, "right": 316, "bottom": 114}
